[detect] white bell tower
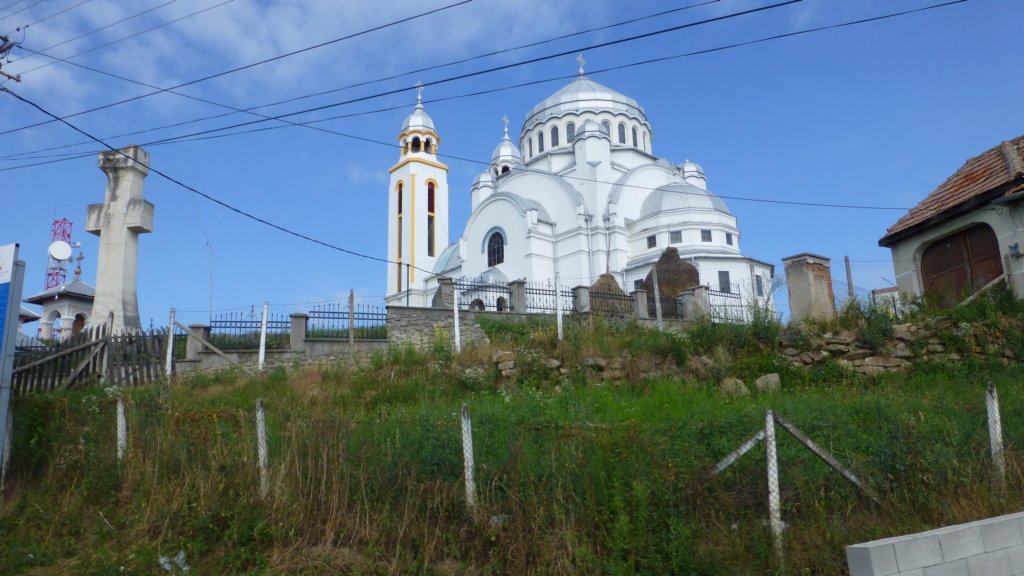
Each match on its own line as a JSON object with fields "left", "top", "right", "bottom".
{"left": 386, "top": 84, "right": 449, "bottom": 306}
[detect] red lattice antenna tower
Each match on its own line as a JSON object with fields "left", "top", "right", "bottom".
{"left": 45, "top": 218, "right": 73, "bottom": 289}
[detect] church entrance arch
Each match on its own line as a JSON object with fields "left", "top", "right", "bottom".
{"left": 920, "top": 223, "right": 1002, "bottom": 307}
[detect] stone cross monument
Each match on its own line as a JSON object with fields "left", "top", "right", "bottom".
{"left": 86, "top": 145, "right": 154, "bottom": 333}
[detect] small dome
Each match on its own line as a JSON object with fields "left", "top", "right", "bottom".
{"left": 523, "top": 76, "right": 647, "bottom": 130}
{"left": 639, "top": 183, "right": 731, "bottom": 219}
{"left": 491, "top": 122, "right": 522, "bottom": 165}
{"left": 401, "top": 92, "right": 435, "bottom": 132}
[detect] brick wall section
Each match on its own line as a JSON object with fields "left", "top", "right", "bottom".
{"left": 847, "top": 511, "right": 1024, "bottom": 576}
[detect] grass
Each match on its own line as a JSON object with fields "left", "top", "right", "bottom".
{"left": 3, "top": 309, "right": 1024, "bottom": 574}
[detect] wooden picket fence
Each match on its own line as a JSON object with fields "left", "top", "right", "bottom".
{"left": 12, "top": 324, "right": 167, "bottom": 395}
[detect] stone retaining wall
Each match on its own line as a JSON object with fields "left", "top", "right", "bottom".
{"left": 847, "top": 511, "right": 1024, "bottom": 575}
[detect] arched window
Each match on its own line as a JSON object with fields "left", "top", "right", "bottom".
{"left": 527, "top": 137, "right": 533, "bottom": 157}
{"left": 538, "top": 131, "right": 545, "bottom": 153}
{"left": 427, "top": 182, "right": 436, "bottom": 257}
{"left": 501, "top": 166, "right": 510, "bottom": 174}
{"left": 424, "top": 138, "right": 432, "bottom": 154}
{"left": 632, "top": 126, "right": 638, "bottom": 148}
{"left": 487, "top": 231, "right": 504, "bottom": 267}
{"left": 617, "top": 122, "right": 626, "bottom": 144}
{"left": 566, "top": 122, "right": 575, "bottom": 142}
{"left": 601, "top": 120, "right": 610, "bottom": 135}
{"left": 550, "top": 126, "right": 559, "bottom": 147}
{"left": 411, "top": 136, "right": 421, "bottom": 153}
{"left": 396, "top": 182, "right": 403, "bottom": 215}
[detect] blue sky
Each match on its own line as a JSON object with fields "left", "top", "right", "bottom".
{"left": 2, "top": 0, "right": 1021, "bottom": 329}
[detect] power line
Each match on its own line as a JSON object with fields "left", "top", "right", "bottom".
{"left": 0, "top": 0, "right": 964, "bottom": 213}
{"left": 1, "top": 86, "right": 435, "bottom": 275}
{"left": 8, "top": 0, "right": 233, "bottom": 77}
{"left": 0, "top": 0, "right": 43, "bottom": 24}
{"left": 2, "top": 0, "right": 724, "bottom": 160}
{"left": 3, "top": 0, "right": 90, "bottom": 35}
{"left": 31, "top": 0, "right": 179, "bottom": 54}
{"left": 1, "top": 0, "right": 475, "bottom": 135}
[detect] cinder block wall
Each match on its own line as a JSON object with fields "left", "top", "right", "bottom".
{"left": 847, "top": 511, "right": 1024, "bottom": 575}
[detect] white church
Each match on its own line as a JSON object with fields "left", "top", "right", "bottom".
{"left": 385, "top": 61, "right": 774, "bottom": 311}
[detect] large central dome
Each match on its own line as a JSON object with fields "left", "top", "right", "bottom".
{"left": 522, "top": 76, "right": 648, "bottom": 131}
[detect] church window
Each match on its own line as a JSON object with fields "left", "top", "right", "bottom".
{"left": 427, "top": 182, "right": 436, "bottom": 257}
{"left": 396, "top": 262, "right": 402, "bottom": 292}
{"left": 527, "top": 137, "right": 533, "bottom": 157}
{"left": 397, "top": 183, "right": 403, "bottom": 215}
{"left": 634, "top": 279, "right": 644, "bottom": 290}
{"left": 726, "top": 232, "right": 733, "bottom": 246}
{"left": 566, "top": 122, "right": 575, "bottom": 142}
{"left": 700, "top": 229, "right": 712, "bottom": 242}
{"left": 397, "top": 183, "right": 403, "bottom": 261}
{"left": 670, "top": 231, "right": 682, "bottom": 244}
{"left": 632, "top": 126, "right": 638, "bottom": 148}
{"left": 501, "top": 166, "right": 510, "bottom": 174}
{"left": 424, "top": 138, "right": 432, "bottom": 154}
{"left": 487, "top": 232, "right": 505, "bottom": 267}
{"left": 551, "top": 126, "right": 559, "bottom": 147}
{"left": 601, "top": 120, "right": 610, "bottom": 135}
{"left": 756, "top": 275, "right": 764, "bottom": 297}
{"left": 718, "top": 271, "right": 731, "bottom": 294}
{"left": 646, "top": 235, "right": 657, "bottom": 249}
{"left": 618, "top": 122, "right": 626, "bottom": 144}
{"left": 411, "top": 136, "right": 421, "bottom": 152}
{"left": 538, "top": 131, "right": 545, "bottom": 152}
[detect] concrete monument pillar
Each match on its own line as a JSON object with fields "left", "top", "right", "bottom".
{"left": 86, "top": 145, "right": 154, "bottom": 333}
{"left": 782, "top": 253, "right": 835, "bottom": 323}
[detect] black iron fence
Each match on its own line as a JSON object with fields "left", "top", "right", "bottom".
{"left": 209, "top": 311, "right": 290, "bottom": 350}
{"left": 524, "top": 282, "right": 573, "bottom": 313}
{"left": 590, "top": 289, "right": 634, "bottom": 316}
{"left": 307, "top": 302, "right": 387, "bottom": 341}
{"left": 456, "top": 279, "right": 513, "bottom": 311}
{"left": 708, "top": 288, "right": 748, "bottom": 324}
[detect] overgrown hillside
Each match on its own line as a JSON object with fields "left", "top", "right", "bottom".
{"left": 3, "top": 290, "right": 1024, "bottom": 575}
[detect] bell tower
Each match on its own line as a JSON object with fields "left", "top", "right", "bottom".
{"left": 386, "top": 84, "right": 449, "bottom": 306}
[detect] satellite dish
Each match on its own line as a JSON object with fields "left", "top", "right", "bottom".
{"left": 48, "top": 240, "right": 72, "bottom": 261}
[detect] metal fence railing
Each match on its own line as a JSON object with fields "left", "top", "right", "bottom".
{"left": 590, "top": 289, "right": 634, "bottom": 316}
{"left": 209, "top": 311, "right": 290, "bottom": 350}
{"left": 524, "top": 282, "right": 573, "bottom": 313}
{"left": 709, "top": 288, "right": 749, "bottom": 324}
{"left": 307, "top": 303, "right": 387, "bottom": 341}
{"left": 456, "top": 279, "right": 513, "bottom": 311}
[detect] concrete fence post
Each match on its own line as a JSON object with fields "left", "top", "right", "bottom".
{"left": 572, "top": 285, "right": 591, "bottom": 314}
{"left": 348, "top": 289, "right": 355, "bottom": 360}
{"left": 765, "top": 410, "right": 783, "bottom": 561}
{"left": 164, "top": 307, "right": 175, "bottom": 379}
{"left": 288, "top": 313, "right": 308, "bottom": 353}
{"left": 256, "top": 399, "right": 269, "bottom": 499}
{"left": 453, "top": 288, "right": 462, "bottom": 353}
{"left": 461, "top": 403, "right": 477, "bottom": 514}
{"left": 116, "top": 395, "right": 127, "bottom": 463}
{"left": 631, "top": 290, "right": 649, "bottom": 319}
{"left": 508, "top": 280, "right": 527, "bottom": 313}
{"left": 986, "top": 382, "right": 1006, "bottom": 490}
{"left": 257, "top": 301, "right": 269, "bottom": 372}
{"left": 186, "top": 324, "right": 210, "bottom": 361}
{"left": 652, "top": 267, "right": 664, "bottom": 330}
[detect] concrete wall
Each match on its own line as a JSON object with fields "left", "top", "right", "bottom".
{"left": 847, "top": 511, "right": 1024, "bottom": 576}
{"left": 783, "top": 253, "right": 836, "bottom": 322}
{"left": 387, "top": 306, "right": 492, "bottom": 350}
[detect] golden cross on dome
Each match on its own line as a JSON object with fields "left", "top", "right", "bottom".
{"left": 576, "top": 53, "right": 585, "bottom": 76}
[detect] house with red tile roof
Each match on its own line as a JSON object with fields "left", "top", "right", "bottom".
{"left": 879, "top": 136, "right": 1024, "bottom": 306}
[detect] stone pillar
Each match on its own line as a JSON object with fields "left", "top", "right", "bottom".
{"left": 680, "top": 285, "right": 710, "bottom": 321}
{"left": 186, "top": 323, "right": 210, "bottom": 361}
{"left": 631, "top": 290, "right": 649, "bottom": 319}
{"left": 38, "top": 321, "right": 54, "bottom": 340}
{"left": 86, "top": 145, "right": 154, "bottom": 334}
{"left": 432, "top": 277, "right": 454, "bottom": 309}
{"left": 782, "top": 253, "right": 835, "bottom": 323}
{"left": 508, "top": 280, "right": 527, "bottom": 312}
{"left": 289, "top": 313, "right": 308, "bottom": 352}
{"left": 572, "top": 286, "right": 591, "bottom": 313}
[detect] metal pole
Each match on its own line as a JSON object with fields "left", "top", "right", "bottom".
{"left": 164, "top": 307, "right": 175, "bottom": 379}
{"left": 555, "top": 272, "right": 564, "bottom": 341}
{"left": 256, "top": 399, "right": 269, "bottom": 499}
{"left": 0, "top": 405, "right": 11, "bottom": 492}
{"left": 652, "top": 266, "right": 664, "bottom": 330}
{"left": 460, "top": 403, "right": 477, "bottom": 513}
{"left": 453, "top": 287, "right": 462, "bottom": 353}
{"left": 986, "top": 382, "right": 1006, "bottom": 489}
{"left": 116, "top": 396, "right": 127, "bottom": 463}
{"left": 348, "top": 289, "right": 355, "bottom": 357}
{"left": 765, "top": 410, "right": 783, "bottom": 561}
{"left": 0, "top": 255, "right": 26, "bottom": 475}
{"left": 845, "top": 255, "right": 854, "bottom": 301}
{"left": 257, "top": 301, "right": 268, "bottom": 372}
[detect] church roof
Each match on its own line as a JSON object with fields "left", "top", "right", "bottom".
{"left": 19, "top": 306, "right": 40, "bottom": 323}
{"left": 523, "top": 76, "right": 647, "bottom": 130}
{"left": 491, "top": 123, "right": 522, "bottom": 164}
{"left": 24, "top": 279, "right": 95, "bottom": 304}
{"left": 639, "top": 183, "right": 732, "bottom": 219}
{"left": 433, "top": 243, "right": 463, "bottom": 274}
{"left": 401, "top": 97, "right": 435, "bottom": 132}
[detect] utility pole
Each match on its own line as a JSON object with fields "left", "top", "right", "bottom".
{"left": 0, "top": 35, "right": 21, "bottom": 84}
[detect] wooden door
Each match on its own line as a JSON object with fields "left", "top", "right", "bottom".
{"left": 920, "top": 223, "right": 1002, "bottom": 307}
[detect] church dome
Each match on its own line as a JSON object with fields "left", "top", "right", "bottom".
{"left": 491, "top": 123, "right": 522, "bottom": 164}
{"left": 401, "top": 93, "right": 435, "bottom": 133}
{"left": 523, "top": 76, "right": 647, "bottom": 129}
{"left": 639, "top": 183, "right": 731, "bottom": 219}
